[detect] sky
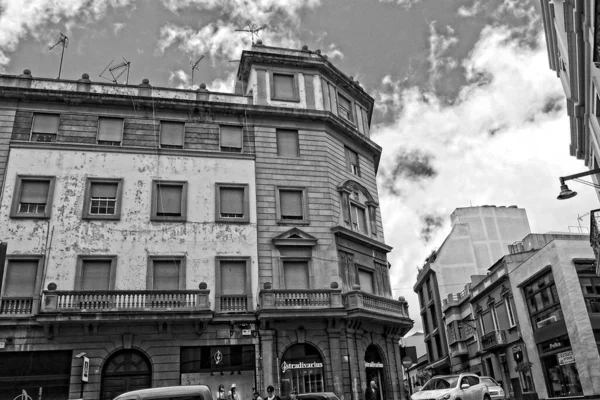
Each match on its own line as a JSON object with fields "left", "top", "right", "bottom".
{"left": 0, "top": 0, "right": 598, "bottom": 332}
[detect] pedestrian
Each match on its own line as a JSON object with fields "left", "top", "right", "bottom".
{"left": 365, "top": 381, "right": 378, "bottom": 400}
{"left": 216, "top": 384, "right": 227, "bottom": 400}
{"left": 229, "top": 383, "right": 241, "bottom": 400}
{"left": 290, "top": 390, "right": 298, "bottom": 400}
{"left": 253, "top": 391, "right": 264, "bottom": 400}
{"left": 266, "top": 385, "right": 281, "bottom": 400}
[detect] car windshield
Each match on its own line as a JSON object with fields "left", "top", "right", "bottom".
{"left": 481, "top": 378, "right": 499, "bottom": 387}
{"left": 421, "top": 377, "right": 459, "bottom": 391}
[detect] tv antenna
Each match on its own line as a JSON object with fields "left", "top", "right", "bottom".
{"left": 49, "top": 32, "right": 69, "bottom": 79}
{"left": 99, "top": 58, "right": 131, "bottom": 84}
{"left": 190, "top": 54, "right": 205, "bottom": 88}
{"left": 235, "top": 24, "right": 267, "bottom": 44}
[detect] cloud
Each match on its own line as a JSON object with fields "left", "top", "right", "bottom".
{"left": 457, "top": 0, "right": 483, "bottom": 17}
{"left": 113, "top": 22, "right": 125, "bottom": 35}
{"left": 420, "top": 214, "right": 445, "bottom": 244}
{"left": 427, "top": 21, "right": 458, "bottom": 88}
{"left": 168, "top": 69, "right": 190, "bottom": 88}
{"left": 0, "top": 0, "right": 135, "bottom": 70}
{"left": 380, "top": 149, "right": 437, "bottom": 196}
{"left": 378, "top": 0, "right": 422, "bottom": 8}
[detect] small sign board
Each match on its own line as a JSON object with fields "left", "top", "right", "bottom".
{"left": 82, "top": 356, "right": 90, "bottom": 382}
{"left": 512, "top": 345, "right": 523, "bottom": 362}
{"left": 557, "top": 350, "right": 575, "bottom": 366}
{"left": 401, "top": 357, "right": 413, "bottom": 368}
{"left": 0, "top": 340, "right": 5, "bottom": 349}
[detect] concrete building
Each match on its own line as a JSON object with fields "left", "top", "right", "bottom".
{"left": 414, "top": 205, "right": 531, "bottom": 374}
{"left": 0, "top": 43, "right": 412, "bottom": 400}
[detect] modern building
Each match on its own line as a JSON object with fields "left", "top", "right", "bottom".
{"left": 414, "top": 205, "right": 531, "bottom": 374}
{"left": 0, "top": 42, "right": 412, "bottom": 400}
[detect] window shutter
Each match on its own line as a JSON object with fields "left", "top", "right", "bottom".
{"left": 321, "top": 78, "right": 331, "bottom": 111}
{"left": 284, "top": 262, "right": 309, "bottom": 289}
{"left": 20, "top": 180, "right": 49, "bottom": 204}
{"left": 32, "top": 114, "right": 59, "bottom": 134}
{"left": 90, "top": 182, "right": 118, "bottom": 198}
{"left": 81, "top": 260, "right": 111, "bottom": 290}
{"left": 273, "top": 74, "right": 295, "bottom": 99}
{"left": 220, "top": 187, "right": 244, "bottom": 215}
{"left": 153, "top": 260, "right": 180, "bottom": 290}
{"left": 358, "top": 269, "right": 374, "bottom": 294}
{"left": 98, "top": 118, "right": 123, "bottom": 142}
{"left": 305, "top": 75, "right": 315, "bottom": 108}
{"left": 280, "top": 190, "right": 303, "bottom": 218}
{"left": 221, "top": 261, "right": 246, "bottom": 294}
{"left": 5, "top": 261, "right": 37, "bottom": 297}
{"left": 220, "top": 126, "right": 243, "bottom": 149}
{"left": 156, "top": 185, "right": 182, "bottom": 215}
{"left": 161, "top": 121, "right": 185, "bottom": 147}
{"left": 277, "top": 130, "right": 299, "bottom": 156}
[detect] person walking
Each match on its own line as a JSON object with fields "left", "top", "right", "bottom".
{"left": 266, "top": 386, "right": 281, "bottom": 400}
{"left": 253, "top": 391, "right": 264, "bottom": 400}
{"left": 365, "top": 381, "right": 379, "bottom": 400}
{"left": 229, "top": 384, "right": 241, "bottom": 400}
{"left": 216, "top": 384, "right": 227, "bottom": 400}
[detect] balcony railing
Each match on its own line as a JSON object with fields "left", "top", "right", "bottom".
{"left": 481, "top": 330, "right": 507, "bottom": 351}
{"left": 343, "top": 291, "right": 409, "bottom": 318}
{"left": 41, "top": 290, "right": 210, "bottom": 312}
{"left": 0, "top": 297, "right": 34, "bottom": 315}
{"left": 260, "top": 289, "right": 342, "bottom": 310}
{"left": 590, "top": 209, "right": 600, "bottom": 274}
{"left": 220, "top": 294, "right": 248, "bottom": 312}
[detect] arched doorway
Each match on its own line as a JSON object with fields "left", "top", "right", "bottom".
{"left": 365, "top": 345, "right": 386, "bottom": 400}
{"left": 100, "top": 349, "right": 152, "bottom": 400}
{"left": 280, "top": 343, "right": 325, "bottom": 398}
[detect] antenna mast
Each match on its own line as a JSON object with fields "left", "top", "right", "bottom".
{"left": 49, "top": 33, "right": 69, "bottom": 79}
{"left": 190, "top": 54, "right": 205, "bottom": 88}
{"left": 235, "top": 24, "right": 267, "bottom": 45}
{"left": 99, "top": 58, "right": 131, "bottom": 84}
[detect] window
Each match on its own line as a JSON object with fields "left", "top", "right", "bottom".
{"left": 490, "top": 304, "right": 500, "bottom": 331}
{"left": 596, "top": 92, "right": 600, "bottom": 117}
{"left": 82, "top": 178, "right": 123, "bottom": 220}
{"left": 337, "top": 93, "right": 353, "bottom": 122}
{"left": 271, "top": 72, "right": 298, "bottom": 101}
{"left": 576, "top": 261, "right": 600, "bottom": 313}
{"left": 31, "top": 113, "right": 59, "bottom": 142}
{"left": 358, "top": 267, "right": 374, "bottom": 294}
{"left": 215, "top": 183, "right": 249, "bottom": 223}
{"left": 160, "top": 121, "right": 185, "bottom": 148}
{"left": 277, "top": 129, "right": 299, "bottom": 157}
{"left": 276, "top": 187, "right": 309, "bottom": 224}
{"left": 523, "top": 271, "right": 563, "bottom": 331}
{"left": 351, "top": 203, "right": 368, "bottom": 234}
{"left": 505, "top": 295, "right": 516, "bottom": 326}
{"left": 10, "top": 175, "right": 55, "bottom": 219}
{"left": 345, "top": 147, "right": 360, "bottom": 176}
{"left": 215, "top": 257, "right": 252, "bottom": 312}
{"left": 479, "top": 313, "right": 486, "bottom": 335}
{"left": 75, "top": 256, "right": 117, "bottom": 290}
{"left": 151, "top": 181, "right": 187, "bottom": 222}
{"left": 97, "top": 117, "right": 123, "bottom": 145}
{"left": 1, "top": 257, "right": 42, "bottom": 315}
{"left": 220, "top": 125, "right": 243, "bottom": 152}
{"left": 430, "top": 304, "right": 438, "bottom": 329}
{"left": 284, "top": 261, "right": 309, "bottom": 289}
{"left": 147, "top": 257, "right": 185, "bottom": 290}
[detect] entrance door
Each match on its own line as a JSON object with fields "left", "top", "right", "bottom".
{"left": 100, "top": 350, "right": 152, "bottom": 400}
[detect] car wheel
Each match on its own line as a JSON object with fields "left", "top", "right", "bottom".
{"left": 483, "top": 395, "right": 490, "bottom": 400}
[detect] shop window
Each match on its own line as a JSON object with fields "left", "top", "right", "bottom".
{"left": 541, "top": 351, "right": 582, "bottom": 396}
{"left": 97, "top": 117, "right": 123, "bottom": 145}
{"left": 276, "top": 187, "right": 309, "bottom": 224}
{"left": 523, "top": 271, "right": 563, "bottom": 330}
{"left": 215, "top": 183, "right": 249, "bottom": 223}
{"left": 345, "top": 147, "right": 360, "bottom": 176}
{"left": 271, "top": 72, "right": 299, "bottom": 101}
{"left": 75, "top": 256, "right": 117, "bottom": 290}
{"left": 160, "top": 121, "right": 185, "bottom": 148}
{"left": 146, "top": 257, "right": 185, "bottom": 290}
{"left": 82, "top": 178, "right": 123, "bottom": 220}
{"left": 280, "top": 344, "right": 324, "bottom": 397}
{"left": 220, "top": 125, "right": 243, "bottom": 152}
{"left": 215, "top": 257, "right": 251, "bottom": 312}
{"left": 151, "top": 180, "right": 187, "bottom": 222}
{"left": 31, "top": 113, "right": 59, "bottom": 142}
{"left": 277, "top": 129, "right": 299, "bottom": 157}
{"left": 10, "top": 175, "right": 55, "bottom": 219}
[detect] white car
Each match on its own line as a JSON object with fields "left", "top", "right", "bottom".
{"left": 480, "top": 377, "right": 505, "bottom": 400}
{"left": 411, "top": 373, "right": 490, "bottom": 400}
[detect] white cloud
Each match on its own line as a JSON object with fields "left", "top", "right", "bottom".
{"left": 113, "top": 22, "right": 126, "bottom": 35}
{"left": 168, "top": 69, "right": 190, "bottom": 88}
{"left": 378, "top": 0, "right": 421, "bottom": 8}
{"left": 457, "top": 0, "right": 483, "bottom": 17}
{"left": 372, "top": 25, "right": 598, "bottom": 330}
{"left": 0, "top": 0, "right": 134, "bottom": 71}
{"left": 427, "top": 21, "right": 458, "bottom": 88}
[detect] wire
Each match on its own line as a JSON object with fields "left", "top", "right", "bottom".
{"left": 573, "top": 178, "right": 600, "bottom": 189}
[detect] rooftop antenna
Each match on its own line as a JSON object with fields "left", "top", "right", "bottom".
{"left": 49, "top": 32, "right": 69, "bottom": 79}
{"left": 99, "top": 58, "right": 131, "bottom": 84}
{"left": 235, "top": 24, "right": 267, "bottom": 45}
{"left": 190, "top": 54, "right": 205, "bottom": 88}
{"left": 577, "top": 212, "right": 590, "bottom": 233}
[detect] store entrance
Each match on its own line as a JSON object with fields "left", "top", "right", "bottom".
{"left": 365, "top": 345, "right": 386, "bottom": 400}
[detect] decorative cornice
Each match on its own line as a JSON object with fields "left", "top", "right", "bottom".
{"left": 331, "top": 226, "right": 392, "bottom": 253}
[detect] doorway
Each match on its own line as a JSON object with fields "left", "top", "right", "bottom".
{"left": 100, "top": 350, "right": 152, "bottom": 400}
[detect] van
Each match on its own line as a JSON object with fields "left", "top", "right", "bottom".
{"left": 113, "top": 385, "right": 212, "bottom": 400}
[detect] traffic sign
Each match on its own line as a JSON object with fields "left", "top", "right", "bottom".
{"left": 402, "top": 356, "right": 413, "bottom": 368}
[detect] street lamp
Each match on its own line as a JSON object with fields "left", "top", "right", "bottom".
{"left": 557, "top": 168, "right": 600, "bottom": 200}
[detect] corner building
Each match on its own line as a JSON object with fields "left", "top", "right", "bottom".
{"left": 0, "top": 43, "right": 412, "bottom": 400}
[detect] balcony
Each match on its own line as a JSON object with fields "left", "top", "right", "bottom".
{"left": 219, "top": 294, "right": 248, "bottom": 313}
{"left": 450, "top": 342, "right": 468, "bottom": 357}
{"left": 481, "top": 330, "right": 507, "bottom": 351}
{"left": 0, "top": 297, "right": 34, "bottom": 315}
{"left": 590, "top": 209, "right": 600, "bottom": 274}
{"left": 258, "top": 289, "right": 345, "bottom": 319}
{"left": 343, "top": 291, "right": 411, "bottom": 326}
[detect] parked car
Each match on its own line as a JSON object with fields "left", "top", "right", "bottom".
{"left": 296, "top": 393, "right": 340, "bottom": 400}
{"left": 410, "top": 373, "right": 490, "bottom": 400}
{"left": 480, "top": 377, "right": 505, "bottom": 400}
{"left": 113, "top": 385, "right": 212, "bottom": 400}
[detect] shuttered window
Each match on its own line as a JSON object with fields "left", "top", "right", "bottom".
{"left": 160, "top": 121, "right": 185, "bottom": 148}
{"left": 152, "top": 181, "right": 187, "bottom": 222}
{"left": 345, "top": 147, "right": 360, "bottom": 176}
{"left": 220, "top": 261, "right": 246, "bottom": 294}
{"left": 280, "top": 190, "right": 303, "bottom": 220}
{"left": 4, "top": 260, "right": 38, "bottom": 297}
{"left": 97, "top": 117, "right": 123, "bottom": 144}
{"left": 216, "top": 184, "right": 249, "bottom": 223}
{"left": 32, "top": 114, "right": 59, "bottom": 134}
{"left": 220, "top": 126, "right": 243, "bottom": 152}
{"left": 351, "top": 204, "right": 368, "bottom": 234}
{"left": 358, "top": 268, "right": 374, "bottom": 294}
{"left": 152, "top": 260, "right": 180, "bottom": 290}
{"left": 272, "top": 73, "right": 296, "bottom": 100}
{"left": 338, "top": 94, "right": 352, "bottom": 122}
{"left": 284, "top": 261, "right": 309, "bottom": 289}
{"left": 12, "top": 176, "right": 55, "bottom": 218}
{"left": 277, "top": 130, "right": 299, "bottom": 157}
{"left": 81, "top": 260, "right": 112, "bottom": 290}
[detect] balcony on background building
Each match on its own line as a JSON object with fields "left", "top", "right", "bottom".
{"left": 450, "top": 341, "right": 468, "bottom": 357}
{"left": 0, "top": 297, "right": 34, "bottom": 316}
{"left": 481, "top": 330, "right": 507, "bottom": 351}
{"left": 590, "top": 209, "right": 600, "bottom": 275}
{"left": 443, "top": 287, "right": 469, "bottom": 307}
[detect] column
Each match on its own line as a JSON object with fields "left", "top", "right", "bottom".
{"left": 328, "top": 327, "right": 344, "bottom": 399}
{"left": 261, "top": 330, "right": 275, "bottom": 392}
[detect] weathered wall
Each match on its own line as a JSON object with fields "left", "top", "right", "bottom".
{"left": 0, "top": 107, "right": 15, "bottom": 200}
{"left": 0, "top": 148, "right": 258, "bottom": 304}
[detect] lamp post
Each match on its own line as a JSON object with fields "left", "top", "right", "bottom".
{"left": 556, "top": 168, "right": 600, "bottom": 200}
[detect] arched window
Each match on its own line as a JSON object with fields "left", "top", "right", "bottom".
{"left": 100, "top": 350, "right": 151, "bottom": 400}
{"left": 280, "top": 343, "right": 325, "bottom": 397}
{"left": 337, "top": 180, "right": 378, "bottom": 237}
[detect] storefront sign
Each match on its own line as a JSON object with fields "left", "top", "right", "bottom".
{"left": 365, "top": 362, "right": 384, "bottom": 368}
{"left": 557, "top": 351, "right": 575, "bottom": 366}
{"left": 549, "top": 341, "right": 563, "bottom": 350}
{"left": 281, "top": 361, "right": 323, "bottom": 374}
{"left": 214, "top": 350, "right": 223, "bottom": 365}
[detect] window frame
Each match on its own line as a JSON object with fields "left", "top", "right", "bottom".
{"left": 219, "top": 125, "right": 244, "bottom": 153}
{"left": 215, "top": 256, "right": 252, "bottom": 312}
{"left": 350, "top": 200, "right": 369, "bottom": 235}
{"left": 74, "top": 255, "right": 117, "bottom": 291}
{"left": 357, "top": 266, "right": 375, "bottom": 294}
{"left": 275, "top": 186, "right": 310, "bottom": 225}
{"left": 82, "top": 177, "right": 124, "bottom": 220}
{"left": 150, "top": 180, "right": 188, "bottom": 222}
{"left": 160, "top": 120, "right": 186, "bottom": 149}
{"left": 97, "top": 117, "right": 124, "bottom": 146}
{"left": 504, "top": 295, "right": 517, "bottom": 327}
{"left": 1, "top": 255, "right": 44, "bottom": 315}
{"left": 30, "top": 113, "right": 59, "bottom": 142}
{"left": 522, "top": 271, "right": 562, "bottom": 330}
{"left": 269, "top": 70, "right": 300, "bottom": 102}
{"left": 215, "top": 183, "right": 250, "bottom": 224}
{"left": 276, "top": 129, "right": 300, "bottom": 157}
{"left": 344, "top": 146, "right": 360, "bottom": 177}
{"left": 146, "top": 255, "right": 186, "bottom": 290}
{"left": 10, "top": 175, "right": 56, "bottom": 219}
{"left": 337, "top": 91, "right": 354, "bottom": 124}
